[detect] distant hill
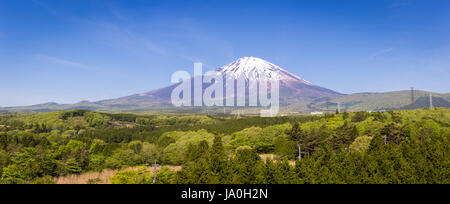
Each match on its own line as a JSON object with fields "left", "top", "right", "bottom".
{"left": 298, "top": 90, "right": 450, "bottom": 112}
{"left": 401, "top": 96, "right": 450, "bottom": 110}
{"left": 1, "top": 57, "right": 343, "bottom": 113}
{"left": 1, "top": 90, "right": 448, "bottom": 113}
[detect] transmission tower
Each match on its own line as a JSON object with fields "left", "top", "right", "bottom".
{"left": 152, "top": 161, "right": 159, "bottom": 184}
{"left": 429, "top": 93, "right": 433, "bottom": 110}
{"left": 235, "top": 108, "right": 241, "bottom": 118}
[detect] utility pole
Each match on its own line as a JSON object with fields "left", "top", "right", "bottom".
{"left": 297, "top": 144, "right": 302, "bottom": 161}
{"left": 384, "top": 135, "right": 387, "bottom": 145}
{"left": 337, "top": 102, "right": 341, "bottom": 114}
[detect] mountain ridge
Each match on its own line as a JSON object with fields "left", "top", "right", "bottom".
{"left": 1, "top": 57, "right": 448, "bottom": 113}
{"left": 95, "top": 57, "right": 343, "bottom": 107}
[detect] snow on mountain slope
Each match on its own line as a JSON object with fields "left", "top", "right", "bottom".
{"left": 217, "top": 57, "right": 313, "bottom": 85}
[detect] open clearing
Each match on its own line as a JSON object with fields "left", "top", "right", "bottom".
{"left": 54, "top": 166, "right": 182, "bottom": 184}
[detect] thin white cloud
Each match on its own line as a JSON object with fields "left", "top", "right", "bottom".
{"left": 36, "top": 55, "right": 97, "bottom": 71}
{"left": 31, "top": 0, "right": 59, "bottom": 15}
{"left": 31, "top": 0, "right": 83, "bottom": 23}
{"left": 85, "top": 19, "right": 171, "bottom": 57}
{"left": 142, "top": 40, "right": 168, "bottom": 56}
{"left": 390, "top": 1, "right": 411, "bottom": 8}
{"left": 369, "top": 48, "right": 394, "bottom": 60}
{"left": 85, "top": 13, "right": 233, "bottom": 65}
{"left": 108, "top": 5, "right": 127, "bottom": 21}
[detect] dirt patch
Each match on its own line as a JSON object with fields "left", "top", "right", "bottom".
{"left": 108, "top": 121, "right": 139, "bottom": 127}
{"left": 259, "top": 154, "right": 297, "bottom": 166}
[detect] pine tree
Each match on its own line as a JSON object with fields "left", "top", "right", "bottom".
{"left": 287, "top": 122, "right": 303, "bottom": 142}
{"left": 206, "top": 136, "right": 229, "bottom": 183}
{"left": 232, "top": 148, "right": 263, "bottom": 184}
{"left": 381, "top": 123, "right": 403, "bottom": 145}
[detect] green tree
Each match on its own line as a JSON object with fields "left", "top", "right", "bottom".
{"left": 206, "top": 136, "right": 229, "bottom": 183}
{"left": 0, "top": 149, "right": 9, "bottom": 177}
{"left": 1, "top": 164, "right": 25, "bottom": 184}
{"left": 110, "top": 167, "right": 151, "bottom": 184}
{"left": 351, "top": 111, "right": 368, "bottom": 122}
{"left": 128, "top": 141, "right": 143, "bottom": 154}
{"left": 184, "top": 140, "right": 209, "bottom": 163}
{"left": 380, "top": 123, "right": 403, "bottom": 145}
{"left": 231, "top": 148, "right": 264, "bottom": 184}
{"left": 286, "top": 123, "right": 304, "bottom": 142}
{"left": 274, "top": 138, "right": 296, "bottom": 159}
{"left": 343, "top": 111, "right": 349, "bottom": 120}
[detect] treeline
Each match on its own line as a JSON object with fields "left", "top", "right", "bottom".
{"left": 190, "top": 122, "right": 447, "bottom": 183}
{"left": 113, "top": 129, "right": 449, "bottom": 184}
{"left": 110, "top": 110, "right": 449, "bottom": 184}
{"left": 0, "top": 109, "right": 448, "bottom": 184}
{"left": 0, "top": 135, "right": 164, "bottom": 183}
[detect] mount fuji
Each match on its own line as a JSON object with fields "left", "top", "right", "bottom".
{"left": 0, "top": 57, "right": 348, "bottom": 112}
{"left": 95, "top": 57, "right": 343, "bottom": 109}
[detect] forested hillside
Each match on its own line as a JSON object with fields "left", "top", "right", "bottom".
{"left": 0, "top": 109, "right": 448, "bottom": 184}
{"left": 301, "top": 90, "right": 450, "bottom": 112}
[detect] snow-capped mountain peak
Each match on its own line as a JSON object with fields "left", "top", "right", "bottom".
{"left": 216, "top": 57, "right": 313, "bottom": 85}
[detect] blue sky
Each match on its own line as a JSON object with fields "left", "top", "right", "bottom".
{"left": 0, "top": 0, "right": 449, "bottom": 106}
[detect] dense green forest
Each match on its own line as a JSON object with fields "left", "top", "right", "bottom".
{"left": 0, "top": 108, "right": 448, "bottom": 184}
